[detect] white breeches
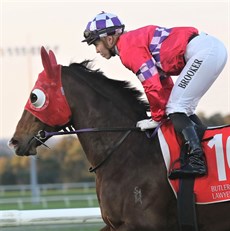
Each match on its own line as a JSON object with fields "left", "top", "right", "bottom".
{"left": 166, "top": 32, "right": 228, "bottom": 116}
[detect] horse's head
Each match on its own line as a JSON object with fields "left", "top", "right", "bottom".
{"left": 9, "top": 47, "right": 71, "bottom": 156}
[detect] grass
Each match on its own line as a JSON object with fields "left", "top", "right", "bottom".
{"left": 0, "top": 200, "right": 99, "bottom": 210}
{"left": 1, "top": 223, "right": 105, "bottom": 231}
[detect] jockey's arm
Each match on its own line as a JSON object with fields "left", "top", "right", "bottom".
{"left": 123, "top": 51, "right": 174, "bottom": 122}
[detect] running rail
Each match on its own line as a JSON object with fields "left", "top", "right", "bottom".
{"left": 0, "top": 207, "right": 103, "bottom": 227}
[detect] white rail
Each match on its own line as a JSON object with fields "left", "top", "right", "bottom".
{"left": 0, "top": 195, "right": 98, "bottom": 209}
{"left": 0, "top": 208, "right": 103, "bottom": 227}
{"left": 0, "top": 182, "right": 96, "bottom": 196}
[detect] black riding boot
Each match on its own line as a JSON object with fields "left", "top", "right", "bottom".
{"left": 168, "top": 113, "right": 207, "bottom": 179}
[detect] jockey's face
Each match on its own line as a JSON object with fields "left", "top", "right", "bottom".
{"left": 94, "top": 36, "right": 117, "bottom": 59}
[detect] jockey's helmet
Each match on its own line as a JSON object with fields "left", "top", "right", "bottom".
{"left": 82, "top": 12, "right": 125, "bottom": 45}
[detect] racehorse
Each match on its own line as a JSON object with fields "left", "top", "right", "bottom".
{"left": 9, "top": 47, "right": 230, "bottom": 231}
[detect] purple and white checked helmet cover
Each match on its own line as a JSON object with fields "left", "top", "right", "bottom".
{"left": 86, "top": 12, "right": 123, "bottom": 32}
{"left": 83, "top": 12, "right": 124, "bottom": 44}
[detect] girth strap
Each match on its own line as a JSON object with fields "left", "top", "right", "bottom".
{"left": 177, "top": 145, "right": 199, "bottom": 231}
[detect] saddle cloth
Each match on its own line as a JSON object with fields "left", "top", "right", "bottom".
{"left": 158, "top": 121, "right": 230, "bottom": 204}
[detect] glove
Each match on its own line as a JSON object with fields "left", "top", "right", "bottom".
{"left": 136, "top": 118, "right": 160, "bottom": 131}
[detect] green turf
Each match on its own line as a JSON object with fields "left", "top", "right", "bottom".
{"left": 1, "top": 223, "right": 105, "bottom": 231}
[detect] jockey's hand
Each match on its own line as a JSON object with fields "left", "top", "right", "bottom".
{"left": 136, "top": 118, "right": 160, "bottom": 131}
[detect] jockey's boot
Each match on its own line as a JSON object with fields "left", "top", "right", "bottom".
{"left": 168, "top": 113, "right": 207, "bottom": 179}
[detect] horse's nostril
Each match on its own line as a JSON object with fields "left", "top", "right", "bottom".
{"left": 8, "top": 138, "right": 19, "bottom": 148}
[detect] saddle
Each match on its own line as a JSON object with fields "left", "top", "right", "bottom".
{"left": 157, "top": 121, "right": 230, "bottom": 231}
{"left": 158, "top": 120, "right": 230, "bottom": 204}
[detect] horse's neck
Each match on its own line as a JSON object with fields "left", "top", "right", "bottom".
{"left": 63, "top": 73, "right": 137, "bottom": 166}
{"left": 71, "top": 86, "right": 133, "bottom": 128}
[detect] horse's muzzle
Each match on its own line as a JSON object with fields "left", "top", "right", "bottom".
{"left": 8, "top": 137, "right": 37, "bottom": 156}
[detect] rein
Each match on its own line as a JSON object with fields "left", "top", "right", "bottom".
{"left": 35, "top": 124, "right": 163, "bottom": 173}
{"left": 88, "top": 130, "right": 132, "bottom": 173}
{"left": 35, "top": 126, "right": 142, "bottom": 173}
{"left": 37, "top": 126, "right": 141, "bottom": 139}
{"left": 34, "top": 122, "right": 163, "bottom": 173}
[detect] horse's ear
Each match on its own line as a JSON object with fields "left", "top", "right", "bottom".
{"left": 40, "top": 46, "right": 53, "bottom": 76}
{"left": 49, "top": 50, "right": 57, "bottom": 66}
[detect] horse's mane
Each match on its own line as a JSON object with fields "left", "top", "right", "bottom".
{"left": 66, "top": 60, "right": 149, "bottom": 117}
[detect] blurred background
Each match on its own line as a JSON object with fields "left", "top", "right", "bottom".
{"left": 0, "top": 0, "right": 229, "bottom": 230}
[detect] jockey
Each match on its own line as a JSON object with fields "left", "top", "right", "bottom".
{"left": 82, "top": 12, "right": 228, "bottom": 178}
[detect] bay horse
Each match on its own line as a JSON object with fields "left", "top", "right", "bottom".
{"left": 9, "top": 47, "right": 230, "bottom": 231}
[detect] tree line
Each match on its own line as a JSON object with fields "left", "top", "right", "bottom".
{"left": 0, "top": 112, "right": 229, "bottom": 185}
{"left": 0, "top": 136, "right": 94, "bottom": 185}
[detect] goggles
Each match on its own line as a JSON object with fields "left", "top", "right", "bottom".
{"left": 82, "top": 25, "right": 125, "bottom": 45}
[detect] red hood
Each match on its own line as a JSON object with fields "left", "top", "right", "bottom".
{"left": 25, "top": 47, "right": 71, "bottom": 126}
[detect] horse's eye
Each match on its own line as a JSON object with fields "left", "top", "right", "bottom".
{"left": 30, "top": 89, "right": 46, "bottom": 108}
